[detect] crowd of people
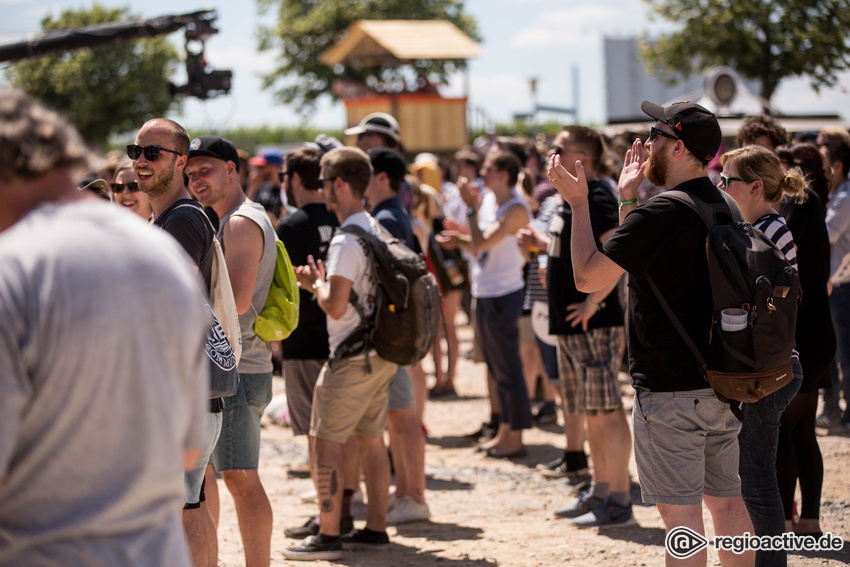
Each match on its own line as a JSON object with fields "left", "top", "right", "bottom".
{"left": 2, "top": 84, "right": 849, "bottom": 567}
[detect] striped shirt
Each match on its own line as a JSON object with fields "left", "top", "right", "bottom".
{"left": 754, "top": 213, "right": 797, "bottom": 270}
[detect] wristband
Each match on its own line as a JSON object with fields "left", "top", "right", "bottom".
{"left": 587, "top": 299, "right": 606, "bottom": 310}
{"left": 311, "top": 279, "right": 325, "bottom": 292}
{"left": 618, "top": 197, "right": 638, "bottom": 209}
{"left": 466, "top": 207, "right": 477, "bottom": 217}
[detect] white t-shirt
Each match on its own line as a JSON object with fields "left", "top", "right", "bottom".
{"left": 325, "top": 211, "right": 379, "bottom": 355}
{"left": 0, "top": 202, "right": 208, "bottom": 567}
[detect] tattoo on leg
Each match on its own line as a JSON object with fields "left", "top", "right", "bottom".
{"left": 321, "top": 499, "right": 334, "bottom": 513}
{"left": 330, "top": 469, "right": 338, "bottom": 496}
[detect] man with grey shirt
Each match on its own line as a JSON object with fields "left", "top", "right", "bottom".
{"left": 186, "top": 135, "right": 277, "bottom": 567}
{"left": 0, "top": 87, "right": 208, "bottom": 567}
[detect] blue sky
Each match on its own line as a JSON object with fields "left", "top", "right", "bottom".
{"left": 2, "top": 0, "right": 849, "bottom": 132}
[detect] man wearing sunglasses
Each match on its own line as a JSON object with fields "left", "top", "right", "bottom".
{"left": 132, "top": 119, "right": 222, "bottom": 567}
{"left": 185, "top": 135, "right": 278, "bottom": 567}
{"left": 0, "top": 87, "right": 208, "bottom": 567}
{"left": 549, "top": 101, "right": 756, "bottom": 566}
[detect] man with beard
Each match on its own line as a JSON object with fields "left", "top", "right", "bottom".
{"left": 549, "top": 102, "right": 755, "bottom": 567}
{"left": 130, "top": 119, "right": 222, "bottom": 567}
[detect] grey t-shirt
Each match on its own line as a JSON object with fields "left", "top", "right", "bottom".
{"left": 218, "top": 200, "right": 276, "bottom": 374}
{"left": 0, "top": 202, "right": 208, "bottom": 567}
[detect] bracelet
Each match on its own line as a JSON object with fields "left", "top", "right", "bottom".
{"left": 466, "top": 207, "right": 477, "bottom": 217}
{"left": 587, "top": 299, "right": 606, "bottom": 310}
{"left": 618, "top": 197, "right": 638, "bottom": 209}
{"left": 311, "top": 279, "right": 325, "bottom": 292}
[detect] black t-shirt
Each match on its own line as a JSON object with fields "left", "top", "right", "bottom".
{"left": 371, "top": 197, "right": 420, "bottom": 253}
{"left": 603, "top": 177, "right": 723, "bottom": 392}
{"left": 547, "top": 180, "right": 623, "bottom": 335}
{"left": 781, "top": 189, "right": 836, "bottom": 391}
{"left": 154, "top": 199, "right": 214, "bottom": 294}
{"left": 276, "top": 203, "right": 339, "bottom": 359}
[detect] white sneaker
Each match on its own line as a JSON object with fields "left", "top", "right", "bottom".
{"left": 386, "top": 495, "right": 431, "bottom": 525}
{"left": 300, "top": 489, "right": 364, "bottom": 505}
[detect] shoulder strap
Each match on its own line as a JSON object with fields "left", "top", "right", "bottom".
{"left": 657, "top": 190, "right": 744, "bottom": 229}
{"left": 645, "top": 274, "right": 707, "bottom": 372}
{"left": 174, "top": 202, "right": 216, "bottom": 236}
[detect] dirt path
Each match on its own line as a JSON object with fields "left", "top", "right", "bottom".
{"left": 215, "top": 322, "right": 850, "bottom": 566}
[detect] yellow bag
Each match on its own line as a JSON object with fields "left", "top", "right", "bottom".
{"left": 254, "top": 238, "right": 300, "bottom": 341}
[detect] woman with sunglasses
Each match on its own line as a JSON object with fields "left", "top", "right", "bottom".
{"left": 112, "top": 163, "right": 152, "bottom": 220}
{"left": 719, "top": 144, "right": 808, "bottom": 566}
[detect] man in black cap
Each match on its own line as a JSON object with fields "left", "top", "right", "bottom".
{"left": 186, "top": 135, "right": 278, "bottom": 567}
{"left": 548, "top": 102, "right": 755, "bottom": 566}
{"left": 364, "top": 147, "right": 431, "bottom": 525}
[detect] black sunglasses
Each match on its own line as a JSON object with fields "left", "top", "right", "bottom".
{"left": 649, "top": 127, "right": 680, "bottom": 143}
{"left": 127, "top": 144, "right": 183, "bottom": 162}
{"left": 719, "top": 173, "right": 747, "bottom": 188}
{"left": 111, "top": 182, "right": 140, "bottom": 193}
{"left": 551, "top": 145, "right": 563, "bottom": 156}
{"left": 278, "top": 170, "right": 288, "bottom": 183}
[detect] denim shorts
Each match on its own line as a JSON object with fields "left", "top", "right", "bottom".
{"left": 388, "top": 365, "right": 414, "bottom": 411}
{"left": 632, "top": 388, "right": 742, "bottom": 505}
{"left": 212, "top": 372, "right": 273, "bottom": 471}
{"left": 185, "top": 411, "right": 222, "bottom": 505}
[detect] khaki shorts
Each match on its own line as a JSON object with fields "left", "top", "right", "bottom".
{"left": 632, "top": 388, "right": 742, "bottom": 505}
{"left": 309, "top": 354, "right": 397, "bottom": 444}
{"left": 284, "top": 359, "right": 325, "bottom": 436}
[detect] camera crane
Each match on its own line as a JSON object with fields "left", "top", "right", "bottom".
{"left": 0, "top": 9, "right": 232, "bottom": 100}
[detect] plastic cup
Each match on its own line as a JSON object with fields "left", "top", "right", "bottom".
{"left": 721, "top": 308, "right": 748, "bottom": 332}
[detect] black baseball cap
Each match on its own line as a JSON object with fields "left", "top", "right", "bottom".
{"left": 188, "top": 135, "right": 240, "bottom": 172}
{"left": 368, "top": 147, "right": 407, "bottom": 180}
{"left": 641, "top": 100, "right": 722, "bottom": 165}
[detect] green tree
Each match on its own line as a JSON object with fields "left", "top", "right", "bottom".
{"left": 257, "top": 0, "right": 480, "bottom": 116}
{"left": 641, "top": 0, "right": 850, "bottom": 102}
{"left": 6, "top": 5, "right": 180, "bottom": 146}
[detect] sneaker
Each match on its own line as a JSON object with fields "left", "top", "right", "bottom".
{"left": 284, "top": 515, "right": 354, "bottom": 540}
{"left": 282, "top": 534, "right": 343, "bottom": 561}
{"left": 287, "top": 462, "right": 312, "bottom": 479}
{"left": 572, "top": 498, "right": 635, "bottom": 528}
{"left": 533, "top": 402, "right": 558, "bottom": 425}
{"left": 300, "top": 489, "right": 363, "bottom": 505}
{"left": 816, "top": 411, "right": 839, "bottom": 429}
{"left": 553, "top": 492, "right": 604, "bottom": 519}
{"left": 540, "top": 452, "right": 589, "bottom": 479}
{"left": 466, "top": 421, "right": 497, "bottom": 441}
{"left": 536, "top": 455, "right": 566, "bottom": 472}
{"left": 568, "top": 474, "right": 593, "bottom": 493}
{"left": 340, "top": 528, "right": 390, "bottom": 551}
{"left": 386, "top": 495, "right": 431, "bottom": 525}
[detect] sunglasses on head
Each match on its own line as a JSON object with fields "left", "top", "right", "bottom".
{"left": 111, "top": 182, "right": 140, "bottom": 193}
{"left": 126, "top": 144, "right": 183, "bottom": 162}
{"left": 649, "top": 127, "right": 680, "bottom": 142}
{"left": 719, "top": 173, "right": 747, "bottom": 188}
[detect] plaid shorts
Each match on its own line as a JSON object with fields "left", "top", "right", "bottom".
{"left": 558, "top": 326, "right": 624, "bottom": 415}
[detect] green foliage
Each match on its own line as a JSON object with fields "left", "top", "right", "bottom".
{"left": 188, "top": 125, "right": 344, "bottom": 153}
{"left": 257, "top": 0, "right": 480, "bottom": 116}
{"left": 641, "top": 0, "right": 850, "bottom": 101}
{"left": 6, "top": 5, "right": 180, "bottom": 147}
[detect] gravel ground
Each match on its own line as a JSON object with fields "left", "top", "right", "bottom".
{"left": 215, "top": 321, "right": 850, "bottom": 566}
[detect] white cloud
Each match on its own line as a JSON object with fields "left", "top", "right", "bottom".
{"left": 510, "top": 2, "right": 648, "bottom": 49}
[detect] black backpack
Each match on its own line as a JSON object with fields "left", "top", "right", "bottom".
{"left": 334, "top": 223, "right": 442, "bottom": 367}
{"left": 647, "top": 190, "right": 800, "bottom": 403}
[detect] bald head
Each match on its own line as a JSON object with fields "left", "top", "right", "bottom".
{"left": 139, "top": 119, "right": 190, "bottom": 156}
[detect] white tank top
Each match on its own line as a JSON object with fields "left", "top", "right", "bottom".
{"left": 471, "top": 191, "right": 529, "bottom": 298}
